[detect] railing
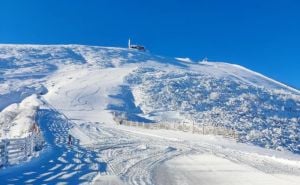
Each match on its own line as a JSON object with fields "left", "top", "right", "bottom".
{"left": 0, "top": 132, "right": 44, "bottom": 168}
{"left": 114, "top": 116, "right": 238, "bottom": 139}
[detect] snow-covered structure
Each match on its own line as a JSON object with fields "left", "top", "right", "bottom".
{"left": 128, "top": 38, "right": 145, "bottom": 51}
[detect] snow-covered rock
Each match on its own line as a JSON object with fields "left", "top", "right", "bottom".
{"left": 0, "top": 94, "right": 41, "bottom": 138}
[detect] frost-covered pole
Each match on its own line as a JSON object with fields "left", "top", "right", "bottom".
{"left": 3, "top": 128, "right": 9, "bottom": 139}
{"left": 30, "top": 134, "right": 34, "bottom": 155}
{"left": 2, "top": 140, "right": 9, "bottom": 166}
{"left": 128, "top": 38, "right": 131, "bottom": 48}
{"left": 192, "top": 121, "right": 194, "bottom": 133}
{"left": 24, "top": 138, "right": 28, "bottom": 160}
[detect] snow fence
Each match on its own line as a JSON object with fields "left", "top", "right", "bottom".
{"left": 113, "top": 116, "right": 238, "bottom": 140}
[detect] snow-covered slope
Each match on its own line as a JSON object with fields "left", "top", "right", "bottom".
{"left": 127, "top": 61, "right": 300, "bottom": 153}
{"left": 0, "top": 44, "right": 300, "bottom": 184}
{"left": 0, "top": 44, "right": 299, "bottom": 154}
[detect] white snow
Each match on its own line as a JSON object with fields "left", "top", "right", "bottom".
{"left": 92, "top": 175, "right": 124, "bottom": 185}
{"left": 175, "top": 57, "right": 193, "bottom": 63}
{"left": 0, "top": 44, "right": 299, "bottom": 184}
{"left": 0, "top": 94, "right": 41, "bottom": 138}
{"left": 155, "top": 154, "right": 300, "bottom": 185}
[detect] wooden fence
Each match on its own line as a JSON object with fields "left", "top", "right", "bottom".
{"left": 0, "top": 132, "right": 44, "bottom": 168}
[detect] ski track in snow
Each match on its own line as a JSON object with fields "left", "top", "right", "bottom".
{"left": 0, "top": 104, "right": 194, "bottom": 185}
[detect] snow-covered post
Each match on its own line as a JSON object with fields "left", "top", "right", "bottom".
{"left": 192, "top": 121, "right": 195, "bottom": 134}
{"left": 5, "top": 140, "right": 9, "bottom": 165}
{"left": 1, "top": 140, "right": 9, "bottom": 166}
{"left": 26, "top": 136, "right": 30, "bottom": 157}
{"left": 24, "top": 138, "right": 28, "bottom": 161}
{"left": 30, "top": 134, "right": 34, "bottom": 155}
{"left": 0, "top": 142, "right": 4, "bottom": 167}
{"left": 233, "top": 129, "right": 238, "bottom": 140}
{"left": 213, "top": 125, "right": 216, "bottom": 135}
{"left": 3, "top": 128, "right": 9, "bottom": 139}
{"left": 128, "top": 38, "right": 131, "bottom": 48}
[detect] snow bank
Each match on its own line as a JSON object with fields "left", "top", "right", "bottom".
{"left": 0, "top": 94, "right": 41, "bottom": 138}
{"left": 0, "top": 84, "right": 47, "bottom": 111}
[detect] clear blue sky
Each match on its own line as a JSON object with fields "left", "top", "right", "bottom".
{"left": 0, "top": 0, "right": 299, "bottom": 89}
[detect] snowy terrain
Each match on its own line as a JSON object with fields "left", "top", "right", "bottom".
{"left": 0, "top": 44, "right": 299, "bottom": 184}
{"left": 0, "top": 94, "right": 41, "bottom": 138}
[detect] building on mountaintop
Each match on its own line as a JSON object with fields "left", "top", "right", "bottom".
{"left": 128, "top": 38, "right": 146, "bottom": 51}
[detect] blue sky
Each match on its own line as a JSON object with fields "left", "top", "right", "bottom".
{"left": 0, "top": 0, "right": 299, "bottom": 89}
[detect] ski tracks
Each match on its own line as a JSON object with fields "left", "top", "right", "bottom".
{"left": 86, "top": 124, "right": 195, "bottom": 185}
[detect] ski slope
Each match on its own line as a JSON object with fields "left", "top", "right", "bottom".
{"left": 0, "top": 44, "right": 300, "bottom": 184}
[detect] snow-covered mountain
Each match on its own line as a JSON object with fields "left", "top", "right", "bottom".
{"left": 0, "top": 44, "right": 299, "bottom": 155}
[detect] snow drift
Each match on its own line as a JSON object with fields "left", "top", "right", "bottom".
{"left": 0, "top": 94, "right": 41, "bottom": 138}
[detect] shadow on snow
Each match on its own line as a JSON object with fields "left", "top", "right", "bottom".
{"left": 0, "top": 108, "right": 106, "bottom": 184}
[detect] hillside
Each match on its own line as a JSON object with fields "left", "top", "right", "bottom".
{"left": 1, "top": 44, "right": 299, "bottom": 153}
{"left": 0, "top": 44, "right": 300, "bottom": 184}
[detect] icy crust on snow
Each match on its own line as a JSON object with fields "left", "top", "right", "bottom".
{"left": 125, "top": 63, "right": 300, "bottom": 153}
{"left": 0, "top": 94, "right": 41, "bottom": 138}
